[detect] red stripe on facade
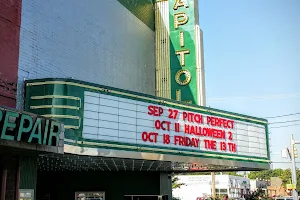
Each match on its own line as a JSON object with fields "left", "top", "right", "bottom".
{"left": 0, "top": 0, "right": 22, "bottom": 108}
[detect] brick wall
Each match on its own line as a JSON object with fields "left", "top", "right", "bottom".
{"left": 0, "top": 0, "right": 22, "bottom": 108}
{"left": 17, "top": 0, "right": 156, "bottom": 109}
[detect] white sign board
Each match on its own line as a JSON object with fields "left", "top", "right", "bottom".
{"left": 82, "top": 91, "right": 268, "bottom": 159}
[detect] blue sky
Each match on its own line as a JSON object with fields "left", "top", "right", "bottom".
{"left": 198, "top": 0, "right": 300, "bottom": 169}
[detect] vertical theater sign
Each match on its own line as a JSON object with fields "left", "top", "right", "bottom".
{"left": 171, "top": 0, "right": 196, "bottom": 104}
{"left": 155, "top": 0, "right": 205, "bottom": 105}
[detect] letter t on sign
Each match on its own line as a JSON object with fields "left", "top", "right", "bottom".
{"left": 176, "top": 49, "right": 190, "bottom": 66}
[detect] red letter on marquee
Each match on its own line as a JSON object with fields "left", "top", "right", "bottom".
{"left": 163, "top": 134, "right": 170, "bottom": 144}
{"left": 220, "top": 141, "right": 227, "bottom": 151}
{"left": 148, "top": 105, "right": 163, "bottom": 116}
{"left": 228, "top": 131, "right": 233, "bottom": 140}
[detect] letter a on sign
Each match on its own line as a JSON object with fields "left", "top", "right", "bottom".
{"left": 173, "top": 0, "right": 189, "bottom": 10}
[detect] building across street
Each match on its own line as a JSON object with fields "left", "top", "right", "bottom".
{"left": 250, "top": 179, "right": 268, "bottom": 193}
{"left": 0, "top": 0, "right": 270, "bottom": 200}
{"left": 173, "top": 175, "right": 251, "bottom": 199}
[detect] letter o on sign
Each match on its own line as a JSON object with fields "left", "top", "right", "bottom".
{"left": 142, "top": 132, "right": 148, "bottom": 142}
{"left": 175, "top": 69, "right": 191, "bottom": 85}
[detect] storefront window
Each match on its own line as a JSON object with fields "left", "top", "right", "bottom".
{"left": 219, "top": 189, "right": 227, "bottom": 194}
{"left": 214, "top": 189, "right": 228, "bottom": 196}
{"left": 19, "top": 189, "right": 34, "bottom": 200}
{"left": 75, "top": 192, "right": 105, "bottom": 200}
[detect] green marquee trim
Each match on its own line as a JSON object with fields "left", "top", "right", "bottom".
{"left": 26, "top": 78, "right": 268, "bottom": 125}
{"left": 64, "top": 138, "right": 270, "bottom": 163}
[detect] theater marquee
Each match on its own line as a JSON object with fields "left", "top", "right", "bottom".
{"left": 81, "top": 91, "right": 267, "bottom": 159}
{"left": 25, "top": 79, "right": 270, "bottom": 170}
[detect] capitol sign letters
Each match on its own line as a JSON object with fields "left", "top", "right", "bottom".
{"left": 169, "top": 0, "right": 199, "bottom": 103}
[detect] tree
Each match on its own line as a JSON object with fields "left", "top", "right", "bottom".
{"left": 172, "top": 176, "right": 185, "bottom": 189}
{"left": 280, "top": 169, "right": 291, "bottom": 185}
{"left": 248, "top": 168, "right": 300, "bottom": 191}
{"left": 296, "top": 170, "right": 300, "bottom": 191}
{"left": 248, "top": 169, "right": 285, "bottom": 180}
{"left": 248, "top": 169, "right": 275, "bottom": 180}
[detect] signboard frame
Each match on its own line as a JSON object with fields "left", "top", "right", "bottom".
{"left": 25, "top": 78, "right": 270, "bottom": 170}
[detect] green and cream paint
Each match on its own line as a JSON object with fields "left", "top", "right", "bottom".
{"left": 155, "top": 0, "right": 206, "bottom": 105}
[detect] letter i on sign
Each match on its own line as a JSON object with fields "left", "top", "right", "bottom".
{"left": 174, "top": 123, "right": 180, "bottom": 132}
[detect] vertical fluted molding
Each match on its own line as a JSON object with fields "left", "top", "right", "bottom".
{"left": 195, "top": 25, "right": 206, "bottom": 106}
{"left": 155, "top": 1, "right": 171, "bottom": 99}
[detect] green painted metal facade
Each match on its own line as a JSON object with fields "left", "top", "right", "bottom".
{"left": 25, "top": 82, "right": 84, "bottom": 141}
{"left": 117, "top": 0, "right": 155, "bottom": 30}
{"left": 20, "top": 156, "right": 37, "bottom": 200}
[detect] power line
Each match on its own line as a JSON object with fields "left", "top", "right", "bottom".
{"left": 269, "top": 122, "right": 300, "bottom": 129}
{"left": 269, "top": 119, "right": 300, "bottom": 125}
{"left": 207, "top": 93, "right": 300, "bottom": 103}
{"left": 265, "top": 113, "right": 300, "bottom": 128}
{"left": 266, "top": 112, "right": 300, "bottom": 119}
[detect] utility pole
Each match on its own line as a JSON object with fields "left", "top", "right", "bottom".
{"left": 198, "top": 30, "right": 209, "bottom": 199}
{"left": 290, "top": 135, "right": 299, "bottom": 200}
{"left": 211, "top": 172, "right": 216, "bottom": 199}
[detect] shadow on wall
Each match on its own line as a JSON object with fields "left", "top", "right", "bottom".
{"left": 117, "top": 0, "right": 155, "bottom": 31}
